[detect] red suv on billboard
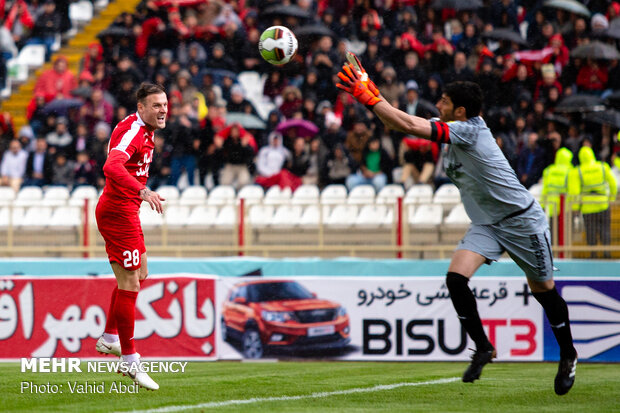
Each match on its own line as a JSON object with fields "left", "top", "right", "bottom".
{"left": 221, "top": 280, "right": 350, "bottom": 358}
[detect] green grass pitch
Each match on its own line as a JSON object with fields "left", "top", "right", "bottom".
{"left": 2, "top": 361, "right": 618, "bottom": 412}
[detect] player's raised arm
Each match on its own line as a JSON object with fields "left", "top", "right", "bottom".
{"left": 336, "top": 56, "right": 434, "bottom": 141}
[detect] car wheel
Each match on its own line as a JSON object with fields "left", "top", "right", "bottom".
{"left": 242, "top": 328, "right": 263, "bottom": 359}
{"left": 221, "top": 318, "right": 229, "bottom": 342}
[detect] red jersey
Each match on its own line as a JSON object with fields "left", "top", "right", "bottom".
{"left": 100, "top": 113, "right": 154, "bottom": 209}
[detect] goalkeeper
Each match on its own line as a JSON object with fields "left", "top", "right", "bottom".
{"left": 337, "top": 55, "right": 577, "bottom": 395}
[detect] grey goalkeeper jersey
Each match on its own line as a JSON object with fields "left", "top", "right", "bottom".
{"left": 435, "top": 116, "right": 535, "bottom": 225}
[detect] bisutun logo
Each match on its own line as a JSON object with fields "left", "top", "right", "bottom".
{"left": 563, "top": 286, "right": 620, "bottom": 359}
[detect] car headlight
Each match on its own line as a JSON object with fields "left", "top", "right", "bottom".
{"left": 337, "top": 306, "right": 347, "bottom": 317}
{"left": 261, "top": 310, "right": 294, "bottom": 322}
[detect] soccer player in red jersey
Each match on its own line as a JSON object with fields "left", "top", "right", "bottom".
{"left": 94, "top": 83, "right": 167, "bottom": 390}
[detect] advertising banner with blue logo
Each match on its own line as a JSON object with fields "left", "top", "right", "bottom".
{"left": 545, "top": 279, "right": 620, "bottom": 362}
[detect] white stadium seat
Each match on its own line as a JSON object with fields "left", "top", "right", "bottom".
{"left": 17, "top": 44, "right": 46, "bottom": 69}
{"left": 432, "top": 183, "right": 461, "bottom": 208}
{"left": 42, "top": 186, "right": 70, "bottom": 206}
{"left": 215, "top": 205, "right": 236, "bottom": 228}
{"left": 326, "top": 204, "right": 358, "bottom": 228}
{"left": 186, "top": 205, "right": 218, "bottom": 227}
{"left": 14, "top": 186, "right": 43, "bottom": 207}
{"left": 69, "top": 0, "right": 94, "bottom": 26}
{"left": 49, "top": 206, "right": 81, "bottom": 227}
{"left": 139, "top": 204, "right": 163, "bottom": 227}
{"left": 355, "top": 204, "right": 389, "bottom": 228}
{"left": 164, "top": 205, "right": 191, "bottom": 227}
{"left": 320, "top": 184, "right": 347, "bottom": 205}
{"left": 0, "top": 207, "right": 25, "bottom": 227}
{"left": 156, "top": 185, "right": 180, "bottom": 204}
{"left": 444, "top": 203, "right": 471, "bottom": 226}
{"left": 179, "top": 186, "right": 207, "bottom": 206}
{"left": 20, "top": 206, "right": 53, "bottom": 229}
{"left": 7, "top": 58, "right": 28, "bottom": 83}
{"left": 410, "top": 204, "right": 443, "bottom": 227}
{"left": 347, "top": 185, "right": 375, "bottom": 205}
{"left": 376, "top": 184, "right": 405, "bottom": 205}
{"left": 291, "top": 184, "right": 320, "bottom": 205}
{"left": 69, "top": 185, "right": 98, "bottom": 207}
{"left": 0, "top": 187, "right": 16, "bottom": 206}
{"left": 207, "top": 185, "right": 236, "bottom": 205}
{"left": 247, "top": 204, "right": 274, "bottom": 228}
{"left": 270, "top": 205, "right": 302, "bottom": 228}
{"left": 263, "top": 186, "right": 292, "bottom": 205}
{"left": 237, "top": 185, "right": 264, "bottom": 205}
{"left": 404, "top": 184, "right": 434, "bottom": 205}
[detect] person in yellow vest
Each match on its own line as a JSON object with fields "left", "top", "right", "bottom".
{"left": 542, "top": 147, "right": 573, "bottom": 218}
{"left": 569, "top": 146, "right": 617, "bottom": 258}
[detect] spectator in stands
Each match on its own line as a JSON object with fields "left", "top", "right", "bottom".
{"left": 346, "top": 136, "right": 392, "bottom": 191}
{"left": 28, "top": 0, "right": 61, "bottom": 60}
{"left": 33, "top": 55, "right": 77, "bottom": 102}
{"left": 279, "top": 86, "right": 303, "bottom": 119}
{"left": 45, "top": 117, "right": 73, "bottom": 156}
{"left": 517, "top": 132, "right": 547, "bottom": 189}
{"left": 73, "top": 151, "right": 97, "bottom": 187}
{"left": 23, "top": 137, "right": 53, "bottom": 187}
{"left": 2, "top": 0, "right": 34, "bottom": 53}
{"left": 215, "top": 123, "right": 255, "bottom": 190}
{"left": 398, "top": 137, "right": 436, "bottom": 188}
{"left": 80, "top": 88, "right": 114, "bottom": 133}
{"left": 255, "top": 132, "right": 300, "bottom": 190}
{"left": 263, "top": 70, "right": 288, "bottom": 104}
{"left": 206, "top": 42, "right": 236, "bottom": 72}
{"left": 51, "top": 152, "right": 74, "bottom": 187}
{"left": 227, "top": 84, "right": 258, "bottom": 117}
{"left": 288, "top": 136, "right": 310, "bottom": 181}
{"left": 345, "top": 119, "right": 372, "bottom": 166}
{"left": 90, "top": 121, "right": 110, "bottom": 187}
{"left": 1, "top": 139, "right": 28, "bottom": 191}
{"left": 323, "top": 143, "right": 355, "bottom": 187}
{"left": 147, "top": 131, "right": 172, "bottom": 190}
{"left": 165, "top": 103, "right": 200, "bottom": 186}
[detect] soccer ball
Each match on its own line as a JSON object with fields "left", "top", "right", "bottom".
{"left": 258, "top": 26, "right": 298, "bottom": 65}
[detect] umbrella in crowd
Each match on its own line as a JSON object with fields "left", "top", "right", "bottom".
{"left": 570, "top": 41, "right": 620, "bottom": 60}
{"left": 554, "top": 94, "right": 606, "bottom": 113}
{"left": 294, "top": 24, "right": 339, "bottom": 40}
{"left": 482, "top": 28, "right": 528, "bottom": 45}
{"left": 543, "top": 0, "right": 591, "bottom": 18}
{"left": 276, "top": 119, "right": 319, "bottom": 138}
{"left": 226, "top": 112, "right": 267, "bottom": 130}
{"left": 96, "top": 26, "right": 133, "bottom": 40}
{"left": 584, "top": 110, "right": 620, "bottom": 128}
{"left": 261, "top": 4, "right": 312, "bottom": 19}
{"left": 71, "top": 86, "right": 93, "bottom": 99}
{"left": 605, "top": 90, "right": 620, "bottom": 109}
{"left": 544, "top": 113, "right": 571, "bottom": 128}
{"left": 430, "top": 0, "right": 483, "bottom": 10}
{"left": 43, "top": 98, "right": 84, "bottom": 115}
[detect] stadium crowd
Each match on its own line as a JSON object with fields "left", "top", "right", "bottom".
{"left": 1, "top": 0, "right": 620, "bottom": 194}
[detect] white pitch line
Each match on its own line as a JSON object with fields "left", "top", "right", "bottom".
{"left": 126, "top": 377, "right": 460, "bottom": 413}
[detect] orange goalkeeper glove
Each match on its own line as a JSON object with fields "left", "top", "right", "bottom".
{"left": 336, "top": 54, "right": 381, "bottom": 109}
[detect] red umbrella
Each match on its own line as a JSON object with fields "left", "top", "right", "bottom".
{"left": 275, "top": 119, "right": 319, "bottom": 138}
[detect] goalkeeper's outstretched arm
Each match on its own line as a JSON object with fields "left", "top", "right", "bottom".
{"left": 371, "top": 99, "right": 432, "bottom": 140}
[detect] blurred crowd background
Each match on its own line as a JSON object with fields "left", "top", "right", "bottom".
{"left": 1, "top": 0, "right": 620, "bottom": 195}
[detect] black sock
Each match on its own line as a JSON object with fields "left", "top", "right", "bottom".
{"left": 446, "top": 272, "right": 493, "bottom": 352}
{"left": 533, "top": 288, "right": 577, "bottom": 359}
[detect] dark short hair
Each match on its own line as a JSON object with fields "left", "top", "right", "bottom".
{"left": 136, "top": 82, "right": 166, "bottom": 103}
{"left": 444, "top": 81, "right": 483, "bottom": 119}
